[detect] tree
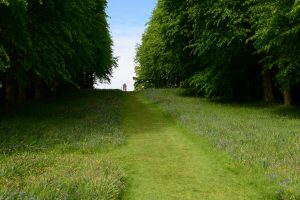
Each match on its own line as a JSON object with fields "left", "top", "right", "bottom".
{"left": 0, "top": 0, "right": 31, "bottom": 101}
{"left": 135, "top": 0, "right": 300, "bottom": 105}
{"left": 0, "top": 0, "right": 115, "bottom": 102}
{"left": 135, "top": 0, "right": 196, "bottom": 89}
{"left": 249, "top": 0, "right": 300, "bottom": 105}
{"left": 0, "top": 46, "right": 9, "bottom": 88}
{"left": 186, "top": 0, "right": 263, "bottom": 100}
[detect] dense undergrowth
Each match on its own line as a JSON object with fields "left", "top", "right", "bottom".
{"left": 145, "top": 89, "right": 300, "bottom": 200}
{"left": 0, "top": 90, "right": 125, "bottom": 199}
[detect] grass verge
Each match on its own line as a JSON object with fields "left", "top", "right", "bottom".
{"left": 0, "top": 90, "right": 125, "bottom": 199}
{"left": 144, "top": 89, "right": 300, "bottom": 200}
{"left": 113, "top": 92, "right": 276, "bottom": 199}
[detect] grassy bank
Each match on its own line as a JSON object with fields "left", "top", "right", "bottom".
{"left": 0, "top": 90, "right": 125, "bottom": 199}
{"left": 1, "top": 89, "right": 298, "bottom": 199}
{"left": 114, "top": 93, "right": 275, "bottom": 199}
{"left": 144, "top": 89, "right": 300, "bottom": 200}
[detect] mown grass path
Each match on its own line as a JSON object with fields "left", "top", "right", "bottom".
{"left": 108, "top": 93, "right": 272, "bottom": 200}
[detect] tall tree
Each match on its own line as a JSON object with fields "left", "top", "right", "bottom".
{"left": 0, "top": 0, "right": 31, "bottom": 101}
{"left": 135, "top": 0, "right": 196, "bottom": 89}
{"left": 0, "top": 46, "right": 9, "bottom": 88}
{"left": 186, "top": 0, "right": 260, "bottom": 100}
{"left": 0, "top": 0, "right": 116, "bottom": 102}
{"left": 249, "top": 0, "right": 300, "bottom": 105}
{"left": 135, "top": 0, "right": 300, "bottom": 104}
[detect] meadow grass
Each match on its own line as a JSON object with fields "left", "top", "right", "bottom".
{"left": 0, "top": 90, "right": 125, "bottom": 199}
{"left": 113, "top": 93, "right": 276, "bottom": 200}
{"left": 1, "top": 89, "right": 299, "bottom": 199}
{"left": 144, "top": 89, "right": 300, "bottom": 200}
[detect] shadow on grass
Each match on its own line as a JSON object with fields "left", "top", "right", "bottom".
{"left": 270, "top": 106, "right": 300, "bottom": 119}
{"left": 0, "top": 90, "right": 125, "bottom": 154}
{"left": 175, "top": 88, "right": 300, "bottom": 119}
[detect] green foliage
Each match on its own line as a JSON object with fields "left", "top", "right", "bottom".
{"left": 135, "top": 0, "right": 300, "bottom": 103}
{"left": 0, "top": 0, "right": 32, "bottom": 87}
{"left": 0, "top": 0, "right": 115, "bottom": 100}
{"left": 0, "top": 46, "right": 9, "bottom": 71}
{"left": 249, "top": 0, "right": 300, "bottom": 90}
{"left": 25, "top": 0, "right": 115, "bottom": 88}
{"left": 186, "top": 0, "right": 261, "bottom": 99}
{"left": 0, "top": 46, "right": 10, "bottom": 87}
{"left": 135, "top": 0, "right": 197, "bottom": 89}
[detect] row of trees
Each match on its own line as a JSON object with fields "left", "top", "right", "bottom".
{"left": 0, "top": 0, "right": 116, "bottom": 102}
{"left": 135, "top": 0, "right": 300, "bottom": 105}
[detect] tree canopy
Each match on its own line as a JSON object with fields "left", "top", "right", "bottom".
{"left": 135, "top": 0, "right": 300, "bottom": 105}
{"left": 0, "top": 0, "right": 116, "bottom": 101}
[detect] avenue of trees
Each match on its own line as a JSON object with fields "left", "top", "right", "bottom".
{"left": 135, "top": 0, "right": 300, "bottom": 105}
{"left": 0, "top": 0, "right": 116, "bottom": 102}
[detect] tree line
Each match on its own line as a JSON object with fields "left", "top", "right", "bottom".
{"left": 0, "top": 0, "right": 116, "bottom": 102}
{"left": 135, "top": 0, "right": 300, "bottom": 105}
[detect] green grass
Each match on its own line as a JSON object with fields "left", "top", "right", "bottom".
{"left": 144, "top": 89, "right": 300, "bottom": 200}
{"left": 1, "top": 89, "right": 297, "bottom": 199}
{"left": 0, "top": 90, "right": 125, "bottom": 199}
{"left": 107, "top": 92, "right": 276, "bottom": 200}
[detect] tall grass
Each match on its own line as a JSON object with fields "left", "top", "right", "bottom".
{"left": 0, "top": 90, "right": 125, "bottom": 199}
{"left": 145, "top": 89, "right": 300, "bottom": 200}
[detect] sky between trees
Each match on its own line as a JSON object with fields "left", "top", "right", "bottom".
{"left": 96, "top": 0, "right": 157, "bottom": 91}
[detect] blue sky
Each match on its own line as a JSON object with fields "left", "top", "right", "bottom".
{"left": 96, "top": 0, "right": 157, "bottom": 91}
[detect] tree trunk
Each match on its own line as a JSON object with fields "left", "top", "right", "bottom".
{"left": 34, "top": 75, "right": 42, "bottom": 100}
{"left": 283, "top": 89, "right": 292, "bottom": 106}
{"left": 86, "top": 72, "right": 94, "bottom": 89}
{"left": 4, "top": 75, "right": 16, "bottom": 102}
{"left": 80, "top": 71, "right": 94, "bottom": 89}
{"left": 262, "top": 70, "right": 274, "bottom": 104}
{"left": 80, "top": 71, "right": 86, "bottom": 89}
{"left": 51, "top": 86, "right": 58, "bottom": 97}
{"left": 17, "top": 85, "right": 27, "bottom": 103}
{"left": 246, "top": 79, "right": 251, "bottom": 102}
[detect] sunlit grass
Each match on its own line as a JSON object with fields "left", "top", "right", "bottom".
{"left": 112, "top": 93, "right": 276, "bottom": 200}
{"left": 0, "top": 154, "right": 124, "bottom": 199}
{"left": 0, "top": 90, "right": 125, "bottom": 199}
{"left": 145, "top": 89, "right": 300, "bottom": 200}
